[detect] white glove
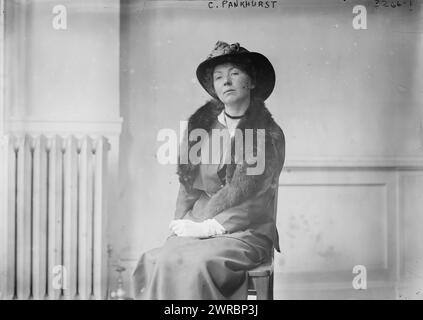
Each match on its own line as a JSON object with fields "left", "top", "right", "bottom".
{"left": 169, "top": 219, "right": 226, "bottom": 238}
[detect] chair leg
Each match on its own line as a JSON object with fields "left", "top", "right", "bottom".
{"left": 251, "top": 276, "right": 270, "bottom": 300}
{"left": 268, "top": 273, "right": 274, "bottom": 300}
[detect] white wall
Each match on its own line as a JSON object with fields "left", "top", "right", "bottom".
{"left": 0, "top": 0, "right": 6, "bottom": 297}
{"left": 5, "top": 0, "right": 120, "bottom": 122}
{"left": 119, "top": 0, "right": 423, "bottom": 299}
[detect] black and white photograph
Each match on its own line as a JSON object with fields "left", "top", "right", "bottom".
{"left": 0, "top": 0, "right": 422, "bottom": 304}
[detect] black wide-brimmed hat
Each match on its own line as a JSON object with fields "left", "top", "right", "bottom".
{"left": 196, "top": 41, "right": 276, "bottom": 101}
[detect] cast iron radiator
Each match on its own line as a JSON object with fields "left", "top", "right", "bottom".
{"left": 0, "top": 135, "right": 109, "bottom": 300}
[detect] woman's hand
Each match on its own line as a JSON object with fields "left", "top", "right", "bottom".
{"left": 169, "top": 219, "right": 210, "bottom": 238}
{"left": 169, "top": 219, "right": 226, "bottom": 238}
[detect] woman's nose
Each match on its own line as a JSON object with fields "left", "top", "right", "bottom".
{"left": 223, "top": 75, "right": 232, "bottom": 85}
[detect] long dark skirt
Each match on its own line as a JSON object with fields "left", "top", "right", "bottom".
{"left": 132, "top": 235, "right": 267, "bottom": 300}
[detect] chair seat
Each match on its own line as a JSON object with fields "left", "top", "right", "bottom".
{"left": 247, "top": 259, "right": 274, "bottom": 299}
{"left": 247, "top": 260, "right": 273, "bottom": 277}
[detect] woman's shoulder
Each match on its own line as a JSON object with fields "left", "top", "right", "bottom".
{"left": 256, "top": 104, "right": 284, "bottom": 146}
{"left": 267, "top": 118, "right": 285, "bottom": 144}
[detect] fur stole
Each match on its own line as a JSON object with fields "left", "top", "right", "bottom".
{"left": 177, "top": 97, "right": 285, "bottom": 218}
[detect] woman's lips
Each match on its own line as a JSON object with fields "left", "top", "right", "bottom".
{"left": 224, "top": 89, "right": 235, "bottom": 94}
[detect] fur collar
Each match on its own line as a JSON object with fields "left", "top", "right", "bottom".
{"left": 177, "top": 97, "right": 284, "bottom": 218}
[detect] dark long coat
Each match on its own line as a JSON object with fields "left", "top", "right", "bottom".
{"left": 132, "top": 97, "right": 285, "bottom": 299}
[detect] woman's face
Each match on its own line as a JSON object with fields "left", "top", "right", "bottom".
{"left": 213, "top": 62, "right": 255, "bottom": 105}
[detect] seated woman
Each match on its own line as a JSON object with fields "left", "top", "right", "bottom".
{"left": 132, "top": 41, "right": 285, "bottom": 300}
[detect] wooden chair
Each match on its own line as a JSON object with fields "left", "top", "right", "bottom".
{"left": 247, "top": 258, "right": 274, "bottom": 299}
{"left": 246, "top": 186, "right": 278, "bottom": 300}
